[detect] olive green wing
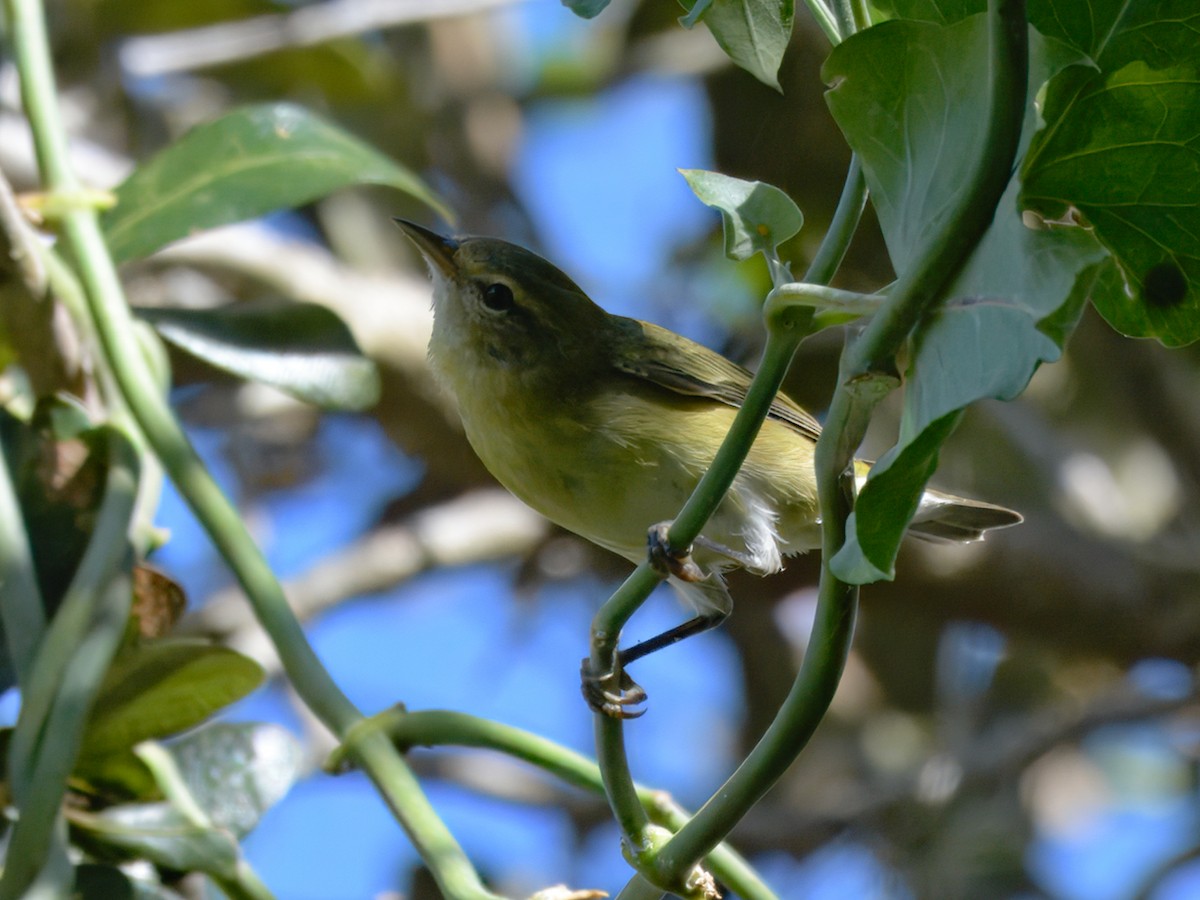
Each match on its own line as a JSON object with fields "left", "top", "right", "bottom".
{"left": 611, "top": 318, "right": 823, "bottom": 443}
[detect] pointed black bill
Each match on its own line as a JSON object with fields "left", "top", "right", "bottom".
{"left": 393, "top": 218, "right": 459, "bottom": 277}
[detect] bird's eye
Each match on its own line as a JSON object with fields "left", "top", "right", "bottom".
{"left": 482, "top": 283, "right": 515, "bottom": 312}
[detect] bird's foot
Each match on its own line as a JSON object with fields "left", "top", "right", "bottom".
{"left": 647, "top": 522, "right": 706, "bottom": 582}
{"left": 580, "top": 657, "right": 647, "bottom": 719}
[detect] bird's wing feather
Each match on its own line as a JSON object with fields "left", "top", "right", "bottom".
{"left": 612, "top": 319, "right": 823, "bottom": 443}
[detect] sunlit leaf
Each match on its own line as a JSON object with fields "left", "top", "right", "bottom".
{"left": 680, "top": 168, "right": 802, "bottom": 259}
{"left": 167, "top": 723, "right": 304, "bottom": 838}
{"left": 80, "top": 640, "right": 263, "bottom": 759}
{"left": 137, "top": 300, "right": 381, "bottom": 411}
{"left": 1022, "top": 60, "right": 1200, "bottom": 345}
{"left": 869, "top": 0, "right": 981, "bottom": 23}
{"left": 823, "top": 17, "right": 1106, "bottom": 581}
{"left": 561, "top": 0, "right": 611, "bottom": 18}
{"left": 70, "top": 804, "right": 240, "bottom": 877}
{"left": 700, "top": 0, "right": 794, "bottom": 90}
{"left": 1027, "top": 0, "right": 1196, "bottom": 70}
{"left": 102, "top": 103, "right": 452, "bottom": 264}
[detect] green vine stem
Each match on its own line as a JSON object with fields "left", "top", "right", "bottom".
{"left": 0, "top": 431, "right": 137, "bottom": 900}
{"left": 802, "top": 156, "right": 868, "bottom": 287}
{"left": 803, "top": 0, "right": 843, "bottom": 44}
{"left": 136, "top": 743, "right": 275, "bottom": 899}
{"left": 589, "top": 564, "right": 660, "bottom": 841}
{"left": 578, "top": 14, "right": 869, "bottom": 892}
{"left": 588, "top": 314, "right": 808, "bottom": 894}
{"left": 342, "top": 709, "right": 778, "bottom": 900}
{"left": 0, "top": 424, "right": 46, "bottom": 683}
{"left": 3, "top": 0, "right": 500, "bottom": 895}
{"left": 649, "top": 0, "right": 1030, "bottom": 883}
{"left": 590, "top": 156, "right": 870, "bottom": 890}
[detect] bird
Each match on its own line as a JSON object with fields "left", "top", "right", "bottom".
{"left": 397, "top": 219, "right": 1021, "bottom": 713}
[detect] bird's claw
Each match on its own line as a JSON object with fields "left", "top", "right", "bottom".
{"left": 580, "top": 657, "right": 648, "bottom": 719}
{"left": 647, "top": 521, "right": 706, "bottom": 582}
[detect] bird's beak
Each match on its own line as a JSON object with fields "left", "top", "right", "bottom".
{"left": 394, "top": 218, "right": 459, "bottom": 278}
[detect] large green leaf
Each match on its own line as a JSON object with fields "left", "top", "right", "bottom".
{"left": 868, "top": 3, "right": 1200, "bottom": 342}
{"left": 1027, "top": 0, "right": 1196, "bottom": 70}
{"left": 825, "top": 18, "right": 1085, "bottom": 272}
{"left": 873, "top": 0, "right": 1166, "bottom": 47}
{"left": 869, "top": 0, "right": 982, "bottom": 24}
{"left": 79, "top": 640, "right": 263, "bottom": 760}
{"left": 823, "top": 17, "right": 1106, "bottom": 581}
{"left": 1017, "top": 1, "right": 1200, "bottom": 345}
{"left": 136, "top": 300, "right": 381, "bottom": 410}
{"left": 1022, "top": 60, "right": 1200, "bottom": 345}
{"left": 102, "top": 103, "right": 451, "bottom": 264}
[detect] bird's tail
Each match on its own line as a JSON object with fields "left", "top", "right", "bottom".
{"left": 907, "top": 490, "right": 1023, "bottom": 543}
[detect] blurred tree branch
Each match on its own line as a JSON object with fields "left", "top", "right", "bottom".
{"left": 118, "top": 0, "right": 523, "bottom": 78}
{"left": 179, "top": 488, "right": 548, "bottom": 672}
{"left": 733, "top": 682, "right": 1200, "bottom": 856}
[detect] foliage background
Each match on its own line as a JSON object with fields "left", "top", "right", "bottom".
{"left": 4, "top": 0, "right": 1200, "bottom": 896}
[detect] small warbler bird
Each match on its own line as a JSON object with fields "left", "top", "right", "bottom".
{"left": 398, "top": 220, "right": 1020, "bottom": 707}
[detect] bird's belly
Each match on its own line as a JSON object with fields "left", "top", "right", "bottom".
{"left": 461, "top": 400, "right": 819, "bottom": 574}
{"left": 465, "top": 414, "right": 691, "bottom": 562}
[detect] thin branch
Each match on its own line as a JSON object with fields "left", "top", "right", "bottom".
{"left": 652, "top": 0, "right": 1030, "bottom": 880}
{"left": 118, "top": 0, "right": 523, "bottom": 78}
{"left": 179, "top": 489, "right": 549, "bottom": 674}
{"left": 740, "top": 685, "right": 1200, "bottom": 855}
{"left": 594, "top": 127, "right": 871, "bottom": 900}
{"left": 342, "top": 709, "right": 779, "bottom": 900}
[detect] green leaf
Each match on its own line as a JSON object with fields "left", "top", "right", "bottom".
{"left": 826, "top": 18, "right": 986, "bottom": 270}
{"left": 679, "top": 169, "right": 803, "bottom": 260}
{"left": 80, "top": 640, "right": 263, "bottom": 760}
{"left": 824, "top": 18, "right": 1086, "bottom": 272}
{"left": 824, "top": 18, "right": 1108, "bottom": 581}
{"left": 136, "top": 300, "right": 381, "bottom": 411}
{"left": 1022, "top": 59, "right": 1200, "bottom": 345}
{"left": 74, "top": 749, "right": 159, "bottom": 799}
{"left": 700, "top": 0, "right": 794, "bottom": 90}
{"left": 167, "top": 723, "right": 304, "bottom": 838}
{"left": 70, "top": 803, "right": 241, "bottom": 878}
{"left": 102, "top": 103, "right": 452, "bottom": 264}
{"left": 905, "top": 303, "right": 1064, "bottom": 436}
{"left": 872, "top": 0, "right": 1191, "bottom": 55}
{"left": 73, "top": 864, "right": 136, "bottom": 900}
{"left": 869, "top": 0, "right": 982, "bottom": 24}
{"left": 562, "top": 0, "right": 611, "bottom": 16}
{"left": 1027, "top": 0, "right": 1197, "bottom": 71}
{"left": 831, "top": 412, "right": 961, "bottom": 583}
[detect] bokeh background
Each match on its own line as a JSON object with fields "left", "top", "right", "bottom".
{"left": 6, "top": 0, "right": 1200, "bottom": 896}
